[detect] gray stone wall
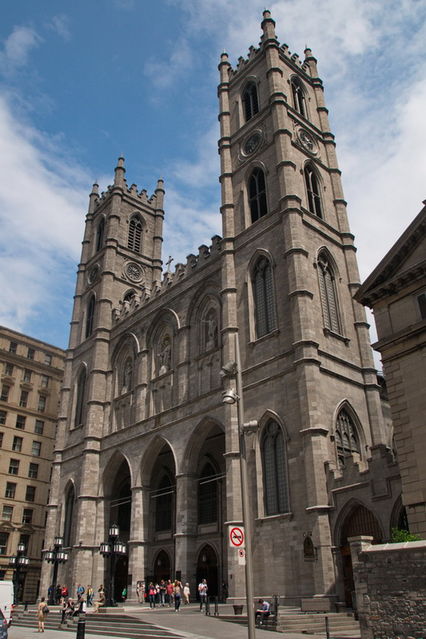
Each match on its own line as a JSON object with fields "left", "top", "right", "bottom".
{"left": 351, "top": 536, "right": 426, "bottom": 639}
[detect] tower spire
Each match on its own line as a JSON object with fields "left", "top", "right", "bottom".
{"left": 114, "top": 156, "right": 126, "bottom": 187}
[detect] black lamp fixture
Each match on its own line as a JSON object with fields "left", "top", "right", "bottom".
{"left": 100, "top": 523, "right": 126, "bottom": 607}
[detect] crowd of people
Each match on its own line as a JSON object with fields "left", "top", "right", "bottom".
{"left": 138, "top": 578, "right": 208, "bottom": 612}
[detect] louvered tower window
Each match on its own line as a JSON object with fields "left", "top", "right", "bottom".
{"left": 96, "top": 217, "right": 105, "bottom": 252}
{"left": 128, "top": 216, "right": 143, "bottom": 253}
{"left": 242, "top": 82, "right": 259, "bottom": 121}
{"left": 262, "top": 421, "right": 289, "bottom": 515}
{"left": 249, "top": 168, "right": 267, "bottom": 223}
{"left": 335, "top": 409, "right": 360, "bottom": 468}
{"left": 253, "top": 257, "right": 276, "bottom": 338}
{"left": 85, "top": 295, "right": 95, "bottom": 338}
{"left": 74, "top": 369, "right": 86, "bottom": 428}
{"left": 304, "top": 164, "right": 323, "bottom": 218}
{"left": 318, "top": 252, "right": 341, "bottom": 333}
{"left": 291, "top": 77, "right": 306, "bottom": 117}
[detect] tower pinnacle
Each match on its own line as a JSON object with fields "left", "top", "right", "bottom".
{"left": 114, "top": 156, "right": 126, "bottom": 186}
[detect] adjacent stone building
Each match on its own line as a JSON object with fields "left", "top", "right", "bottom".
{"left": 356, "top": 203, "right": 426, "bottom": 537}
{"left": 0, "top": 326, "right": 65, "bottom": 602}
{"left": 42, "top": 12, "right": 402, "bottom": 609}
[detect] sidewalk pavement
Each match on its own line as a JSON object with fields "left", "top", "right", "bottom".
{"left": 9, "top": 604, "right": 360, "bottom": 639}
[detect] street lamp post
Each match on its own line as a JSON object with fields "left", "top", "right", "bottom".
{"left": 100, "top": 523, "right": 126, "bottom": 607}
{"left": 43, "top": 536, "right": 68, "bottom": 605}
{"left": 221, "top": 332, "right": 257, "bottom": 639}
{"left": 9, "top": 542, "right": 30, "bottom": 605}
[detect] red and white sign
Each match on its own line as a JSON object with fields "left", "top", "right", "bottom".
{"left": 229, "top": 526, "right": 245, "bottom": 548}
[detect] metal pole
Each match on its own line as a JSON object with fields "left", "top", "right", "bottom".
{"left": 235, "top": 332, "right": 256, "bottom": 639}
{"left": 325, "top": 615, "right": 330, "bottom": 639}
{"left": 49, "top": 559, "right": 59, "bottom": 605}
{"left": 12, "top": 564, "right": 20, "bottom": 605}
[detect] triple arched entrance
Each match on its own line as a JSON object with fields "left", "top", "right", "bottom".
{"left": 102, "top": 422, "right": 225, "bottom": 600}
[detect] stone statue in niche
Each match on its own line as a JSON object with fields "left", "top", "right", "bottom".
{"left": 205, "top": 310, "right": 218, "bottom": 351}
{"left": 122, "top": 358, "right": 133, "bottom": 393}
{"left": 158, "top": 335, "right": 171, "bottom": 375}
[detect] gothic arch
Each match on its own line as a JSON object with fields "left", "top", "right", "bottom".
{"left": 127, "top": 213, "right": 145, "bottom": 253}
{"left": 334, "top": 498, "right": 384, "bottom": 547}
{"left": 315, "top": 247, "right": 343, "bottom": 334}
{"left": 180, "top": 417, "right": 225, "bottom": 475}
{"left": 62, "top": 480, "right": 76, "bottom": 547}
{"left": 101, "top": 450, "right": 133, "bottom": 498}
{"left": 331, "top": 400, "right": 367, "bottom": 464}
{"left": 390, "top": 494, "right": 409, "bottom": 533}
{"left": 241, "top": 76, "right": 260, "bottom": 122}
{"left": 247, "top": 250, "right": 277, "bottom": 340}
{"left": 290, "top": 75, "right": 308, "bottom": 118}
{"left": 139, "top": 435, "right": 178, "bottom": 485}
{"left": 257, "top": 413, "right": 291, "bottom": 517}
{"left": 196, "top": 543, "right": 220, "bottom": 597}
{"left": 95, "top": 215, "right": 106, "bottom": 253}
{"left": 303, "top": 161, "right": 323, "bottom": 218}
{"left": 71, "top": 362, "right": 88, "bottom": 429}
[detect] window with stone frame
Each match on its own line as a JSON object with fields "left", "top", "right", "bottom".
{"left": 121, "top": 357, "right": 133, "bottom": 394}
{"left": 248, "top": 167, "right": 268, "bottom": 223}
{"left": 16, "top": 415, "right": 26, "bottom": 429}
{"left": 417, "top": 291, "right": 426, "bottom": 319}
{"left": 2, "top": 505, "right": 13, "bottom": 522}
{"left": 74, "top": 368, "right": 86, "bottom": 428}
{"left": 8, "top": 458, "right": 19, "bottom": 475}
{"left": 35, "top": 420, "right": 44, "bottom": 435}
{"left": 202, "top": 307, "right": 219, "bottom": 352}
{"left": 27, "top": 347, "right": 35, "bottom": 360}
{"left": 0, "top": 432, "right": 3, "bottom": 448}
{"left": 63, "top": 485, "right": 75, "bottom": 547}
{"left": 31, "top": 441, "right": 41, "bottom": 457}
{"left": 291, "top": 76, "right": 307, "bottom": 117}
{"left": 128, "top": 215, "right": 143, "bottom": 253}
{"left": 25, "top": 485, "right": 36, "bottom": 502}
{"left": 5, "top": 482, "right": 16, "bottom": 498}
{"left": 0, "top": 410, "right": 6, "bottom": 425}
{"left": 198, "top": 462, "right": 219, "bottom": 525}
{"left": 261, "top": 420, "right": 289, "bottom": 516}
{"left": 317, "top": 251, "right": 342, "bottom": 334}
{"left": 23, "top": 369, "right": 32, "bottom": 383}
{"left": 4, "top": 363, "right": 13, "bottom": 376}
{"left": 242, "top": 81, "right": 259, "bottom": 121}
{"left": 12, "top": 436, "right": 23, "bottom": 452}
{"left": 28, "top": 463, "right": 39, "bottom": 479}
{"left": 37, "top": 395, "right": 46, "bottom": 412}
{"left": 304, "top": 164, "right": 323, "bottom": 218}
{"left": 0, "top": 532, "right": 9, "bottom": 555}
{"left": 1, "top": 385, "right": 9, "bottom": 402}
{"left": 9, "top": 341, "right": 17, "bottom": 354}
{"left": 19, "top": 390, "right": 29, "bottom": 407}
{"left": 335, "top": 408, "right": 361, "bottom": 468}
{"left": 22, "top": 508, "right": 33, "bottom": 524}
{"left": 252, "top": 256, "right": 276, "bottom": 338}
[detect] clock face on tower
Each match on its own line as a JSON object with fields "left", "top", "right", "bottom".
{"left": 298, "top": 128, "right": 317, "bottom": 155}
{"left": 242, "top": 130, "right": 262, "bottom": 156}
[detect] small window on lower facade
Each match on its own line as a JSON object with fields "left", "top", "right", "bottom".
{"left": 25, "top": 486, "right": 36, "bottom": 502}
{"left": 2, "top": 506, "right": 13, "bottom": 522}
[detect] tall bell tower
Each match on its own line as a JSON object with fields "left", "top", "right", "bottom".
{"left": 218, "top": 11, "right": 387, "bottom": 603}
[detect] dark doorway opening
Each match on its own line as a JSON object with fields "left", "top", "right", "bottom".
{"left": 196, "top": 544, "right": 219, "bottom": 597}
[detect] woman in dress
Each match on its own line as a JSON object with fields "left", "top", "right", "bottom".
{"left": 37, "top": 597, "right": 48, "bottom": 632}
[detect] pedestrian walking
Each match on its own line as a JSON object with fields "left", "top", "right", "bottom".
{"left": 37, "top": 597, "right": 49, "bottom": 632}
{"left": 173, "top": 580, "right": 182, "bottom": 612}
{"left": 198, "top": 578, "right": 208, "bottom": 611}
{"left": 183, "top": 583, "right": 190, "bottom": 604}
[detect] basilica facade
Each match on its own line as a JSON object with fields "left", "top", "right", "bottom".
{"left": 42, "top": 12, "right": 402, "bottom": 609}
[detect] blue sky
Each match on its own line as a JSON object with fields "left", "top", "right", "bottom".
{"left": 0, "top": 0, "right": 425, "bottom": 354}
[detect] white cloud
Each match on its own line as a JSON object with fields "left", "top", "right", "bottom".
{"left": 144, "top": 37, "right": 193, "bottom": 89}
{"left": 171, "top": 123, "right": 219, "bottom": 188}
{"left": 0, "top": 95, "right": 87, "bottom": 332}
{"left": 0, "top": 26, "right": 42, "bottom": 74}
{"left": 47, "top": 15, "right": 71, "bottom": 41}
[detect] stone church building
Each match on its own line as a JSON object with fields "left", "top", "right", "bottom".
{"left": 42, "top": 12, "right": 403, "bottom": 609}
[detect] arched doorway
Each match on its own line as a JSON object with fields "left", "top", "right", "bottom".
{"left": 108, "top": 459, "right": 131, "bottom": 602}
{"left": 196, "top": 544, "right": 219, "bottom": 597}
{"left": 340, "top": 504, "right": 383, "bottom": 607}
{"left": 154, "top": 550, "right": 171, "bottom": 583}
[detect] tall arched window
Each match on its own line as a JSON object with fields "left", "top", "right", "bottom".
{"left": 74, "top": 368, "right": 86, "bottom": 428}
{"left": 95, "top": 217, "right": 105, "bottom": 252}
{"left": 242, "top": 82, "right": 259, "bottom": 121}
{"left": 291, "top": 77, "right": 306, "bottom": 117}
{"left": 304, "top": 164, "right": 323, "bottom": 218}
{"left": 253, "top": 257, "right": 276, "bottom": 338}
{"left": 85, "top": 295, "right": 95, "bottom": 338}
{"left": 335, "top": 408, "right": 361, "bottom": 468}
{"left": 318, "top": 251, "right": 341, "bottom": 333}
{"left": 63, "top": 484, "right": 75, "bottom": 547}
{"left": 198, "top": 462, "right": 218, "bottom": 525}
{"left": 155, "top": 474, "right": 173, "bottom": 532}
{"left": 249, "top": 168, "right": 267, "bottom": 223}
{"left": 128, "top": 216, "right": 143, "bottom": 253}
{"left": 261, "top": 420, "right": 289, "bottom": 515}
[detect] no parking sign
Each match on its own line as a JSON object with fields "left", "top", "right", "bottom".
{"left": 229, "top": 525, "right": 245, "bottom": 548}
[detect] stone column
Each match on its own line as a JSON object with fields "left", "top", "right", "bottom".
{"left": 174, "top": 473, "right": 197, "bottom": 581}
